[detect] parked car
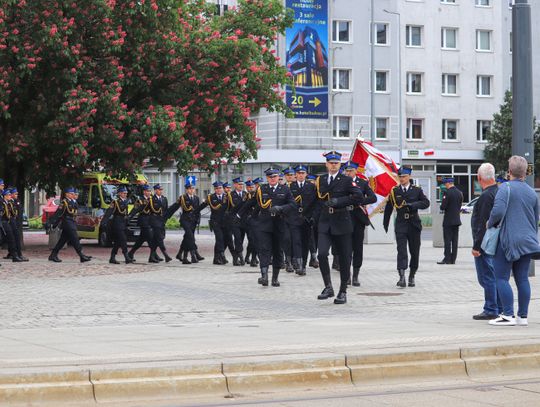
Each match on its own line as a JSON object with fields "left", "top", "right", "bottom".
{"left": 41, "top": 196, "right": 60, "bottom": 225}
{"left": 460, "top": 197, "right": 479, "bottom": 214}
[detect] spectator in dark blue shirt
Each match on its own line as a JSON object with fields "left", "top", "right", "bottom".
{"left": 471, "top": 163, "right": 500, "bottom": 320}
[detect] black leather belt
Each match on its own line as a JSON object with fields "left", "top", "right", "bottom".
{"left": 328, "top": 205, "right": 354, "bottom": 214}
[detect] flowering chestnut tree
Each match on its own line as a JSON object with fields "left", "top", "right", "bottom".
{"left": 0, "top": 0, "right": 293, "bottom": 192}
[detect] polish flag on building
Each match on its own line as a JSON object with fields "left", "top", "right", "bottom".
{"left": 349, "top": 137, "right": 399, "bottom": 216}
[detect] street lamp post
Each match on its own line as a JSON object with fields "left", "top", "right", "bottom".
{"left": 383, "top": 9, "right": 402, "bottom": 166}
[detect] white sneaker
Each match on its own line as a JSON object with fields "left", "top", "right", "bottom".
{"left": 516, "top": 316, "right": 528, "bottom": 326}
{"left": 489, "top": 315, "right": 516, "bottom": 326}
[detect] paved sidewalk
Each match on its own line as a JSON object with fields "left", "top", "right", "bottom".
{"left": 1, "top": 231, "right": 539, "bottom": 367}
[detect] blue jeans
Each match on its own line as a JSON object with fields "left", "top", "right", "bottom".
{"left": 493, "top": 245, "right": 532, "bottom": 317}
{"left": 474, "top": 254, "right": 499, "bottom": 315}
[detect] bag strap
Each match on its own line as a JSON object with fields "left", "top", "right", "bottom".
{"left": 499, "top": 183, "right": 511, "bottom": 225}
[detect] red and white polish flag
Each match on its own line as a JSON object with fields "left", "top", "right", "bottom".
{"left": 349, "top": 137, "right": 399, "bottom": 216}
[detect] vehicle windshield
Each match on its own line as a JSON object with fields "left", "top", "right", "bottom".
{"left": 102, "top": 184, "right": 146, "bottom": 205}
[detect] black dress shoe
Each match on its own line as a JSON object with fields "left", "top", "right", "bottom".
{"left": 473, "top": 312, "right": 498, "bottom": 320}
{"left": 334, "top": 292, "right": 347, "bottom": 304}
{"left": 436, "top": 260, "right": 449, "bottom": 265}
{"left": 80, "top": 255, "right": 91, "bottom": 263}
{"left": 109, "top": 258, "right": 120, "bottom": 264}
{"left": 317, "top": 287, "right": 335, "bottom": 300}
{"left": 49, "top": 254, "right": 62, "bottom": 263}
{"left": 12, "top": 256, "right": 24, "bottom": 262}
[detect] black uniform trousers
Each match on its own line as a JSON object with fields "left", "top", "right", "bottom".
{"left": 1, "top": 220, "right": 17, "bottom": 257}
{"left": 151, "top": 216, "right": 166, "bottom": 253}
{"left": 288, "top": 223, "right": 303, "bottom": 259}
{"left": 443, "top": 225, "right": 459, "bottom": 263}
{"left": 396, "top": 222, "right": 421, "bottom": 271}
{"left": 111, "top": 220, "right": 129, "bottom": 256}
{"left": 246, "top": 219, "right": 258, "bottom": 255}
{"left": 181, "top": 221, "right": 197, "bottom": 252}
{"left": 281, "top": 223, "right": 292, "bottom": 258}
{"left": 231, "top": 219, "right": 245, "bottom": 255}
{"left": 211, "top": 221, "right": 233, "bottom": 255}
{"left": 318, "top": 232, "right": 352, "bottom": 292}
{"left": 9, "top": 218, "right": 22, "bottom": 256}
{"left": 352, "top": 222, "right": 366, "bottom": 269}
{"left": 299, "top": 222, "right": 312, "bottom": 263}
{"left": 52, "top": 220, "right": 83, "bottom": 255}
{"left": 258, "top": 226, "right": 284, "bottom": 268}
{"left": 131, "top": 226, "right": 155, "bottom": 252}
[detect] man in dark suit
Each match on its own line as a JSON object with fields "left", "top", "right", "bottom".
{"left": 343, "top": 162, "right": 377, "bottom": 286}
{"left": 238, "top": 167, "right": 297, "bottom": 287}
{"left": 128, "top": 184, "right": 159, "bottom": 263}
{"left": 384, "top": 167, "right": 430, "bottom": 288}
{"left": 228, "top": 177, "right": 247, "bottom": 266}
{"left": 288, "top": 164, "right": 317, "bottom": 276}
{"left": 149, "top": 184, "right": 172, "bottom": 262}
{"left": 438, "top": 177, "right": 463, "bottom": 265}
{"left": 315, "top": 152, "right": 364, "bottom": 304}
{"left": 101, "top": 185, "right": 134, "bottom": 264}
{"left": 47, "top": 187, "right": 92, "bottom": 263}
{"left": 1, "top": 189, "right": 22, "bottom": 262}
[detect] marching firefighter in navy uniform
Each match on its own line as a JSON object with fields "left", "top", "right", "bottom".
{"left": 315, "top": 151, "right": 364, "bottom": 304}
{"left": 101, "top": 186, "right": 134, "bottom": 264}
{"left": 238, "top": 167, "right": 296, "bottom": 287}
{"left": 343, "top": 162, "right": 377, "bottom": 286}
{"left": 149, "top": 184, "right": 172, "bottom": 262}
{"left": 1, "top": 189, "right": 22, "bottom": 262}
{"left": 198, "top": 181, "right": 235, "bottom": 265}
{"left": 306, "top": 174, "right": 319, "bottom": 268}
{"left": 288, "top": 165, "right": 317, "bottom": 276}
{"left": 383, "top": 167, "right": 430, "bottom": 288}
{"left": 128, "top": 185, "right": 159, "bottom": 263}
{"left": 244, "top": 179, "right": 260, "bottom": 267}
{"left": 47, "top": 187, "right": 92, "bottom": 263}
{"left": 168, "top": 176, "right": 205, "bottom": 264}
{"left": 7, "top": 188, "right": 28, "bottom": 261}
{"left": 228, "top": 177, "right": 247, "bottom": 266}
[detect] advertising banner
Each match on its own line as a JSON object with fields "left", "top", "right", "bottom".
{"left": 285, "top": 0, "right": 329, "bottom": 119}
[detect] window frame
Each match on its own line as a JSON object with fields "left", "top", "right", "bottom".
{"left": 476, "top": 120, "right": 492, "bottom": 142}
{"left": 442, "top": 119, "right": 459, "bottom": 142}
{"left": 441, "top": 73, "right": 458, "bottom": 96}
{"left": 406, "top": 72, "right": 423, "bottom": 94}
{"left": 332, "top": 115, "right": 352, "bottom": 139}
{"left": 476, "top": 29, "right": 492, "bottom": 52}
{"left": 476, "top": 75, "right": 492, "bottom": 97}
{"left": 373, "top": 22, "right": 390, "bottom": 46}
{"left": 332, "top": 20, "right": 352, "bottom": 44}
{"left": 475, "top": 0, "right": 491, "bottom": 6}
{"left": 405, "top": 25, "right": 423, "bottom": 47}
{"left": 375, "top": 117, "right": 389, "bottom": 140}
{"left": 332, "top": 68, "right": 352, "bottom": 92}
{"left": 374, "top": 70, "right": 390, "bottom": 93}
{"left": 441, "top": 27, "right": 458, "bottom": 50}
{"left": 406, "top": 118, "right": 424, "bottom": 140}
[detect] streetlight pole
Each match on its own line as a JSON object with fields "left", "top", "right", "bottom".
{"left": 383, "top": 9, "right": 402, "bottom": 166}
{"left": 370, "top": 0, "right": 375, "bottom": 143}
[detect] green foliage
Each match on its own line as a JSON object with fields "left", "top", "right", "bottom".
{"left": 0, "top": 0, "right": 293, "bottom": 192}
{"left": 165, "top": 216, "right": 180, "bottom": 230}
{"left": 28, "top": 216, "right": 42, "bottom": 229}
{"left": 484, "top": 91, "right": 540, "bottom": 176}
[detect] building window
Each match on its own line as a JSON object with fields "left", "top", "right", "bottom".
{"left": 442, "top": 74, "right": 458, "bottom": 95}
{"left": 406, "top": 118, "right": 423, "bottom": 140}
{"left": 145, "top": 172, "right": 173, "bottom": 199}
{"left": 509, "top": 32, "right": 512, "bottom": 53}
{"left": 477, "top": 120, "right": 492, "bottom": 142}
{"left": 332, "top": 69, "right": 351, "bottom": 91}
{"left": 441, "top": 28, "right": 457, "bottom": 49}
{"left": 406, "top": 25, "right": 422, "bottom": 47}
{"left": 375, "top": 118, "right": 388, "bottom": 139}
{"left": 374, "top": 23, "right": 388, "bottom": 45}
{"left": 442, "top": 119, "right": 458, "bottom": 141}
{"left": 477, "top": 75, "right": 492, "bottom": 96}
{"left": 476, "top": 0, "right": 490, "bottom": 6}
{"left": 441, "top": 0, "right": 456, "bottom": 3}
{"left": 333, "top": 116, "right": 351, "bottom": 138}
{"left": 375, "top": 71, "right": 388, "bottom": 92}
{"left": 476, "top": 30, "right": 492, "bottom": 51}
{"left": 332, "top": 20, "right": 351, "bottom": 43}
{"left": 406, "top": 72, "right": 423, "bottom": 94}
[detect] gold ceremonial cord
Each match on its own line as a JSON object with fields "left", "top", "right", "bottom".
{"left": 138, "top": 198, "right": 151, "bottom": 214}
{"left": 63, "top": 199, "right": 77, "bottom": 215}
{"left": 180, "top": 194, "right": 193, "bottom": 212}
{"left": 207, "top": 194, "right": 222, "bottom": 210}
{"left": 9, "top": 202, "right": 18, "bottom": 217}
{"left": 2, "top": 202, "right": 10, "bottom": 219}
{"left": 227, "top": 192, "right": 235, "bottom": 208}
{"left": 114, "top": 199, "right": 128, "bottom": 215}
{"left": 149, "top": 196, "right": 163, "bottom": 215}
{"left": 294, "top": 194, "right": 302, "bottom": 204}
{"left": 256, "top": 187, "right": 272, "bottom": 209}
{"left": 315, "top": 176, "right": 330, "bottom": 201}
{"left": 390, "top": 187, "right": 407, "bottom": 209}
